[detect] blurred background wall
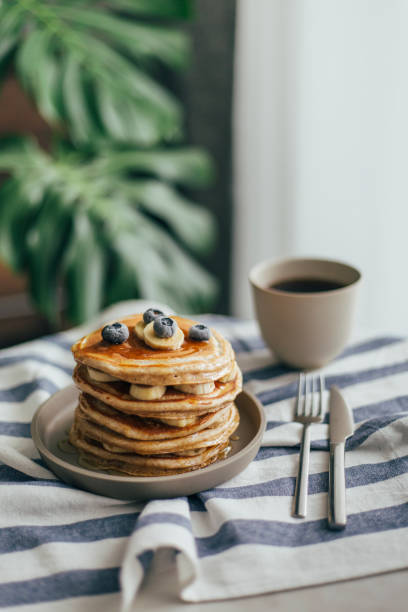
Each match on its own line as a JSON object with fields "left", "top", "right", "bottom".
{"left": 233, "top": 0, "right": 408, "bottom": 335}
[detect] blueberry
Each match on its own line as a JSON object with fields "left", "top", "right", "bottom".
{"left": 143, "top": 308, "right": 165, "bottom": 324}
{"left": 153, "top": 316, "right": 177, "bottom": 338}
{"left": 102, "top": 322, "right": 129, "bottom": 344}
{"left": 188, "top": 324, "right": 211, "bottom": 342}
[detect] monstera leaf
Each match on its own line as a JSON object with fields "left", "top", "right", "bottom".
{"left": 0, "top": 137, "right": 217, "bottom": 325}
{"left": 0, "top": 0, "right": 191, "bottom": 146}
{"left": 0, "top": 1, "right": 218, "bottom": 326}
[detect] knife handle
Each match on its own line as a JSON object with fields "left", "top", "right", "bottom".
{"left": 328, "top": 442, "right": 347, "bottom": 530}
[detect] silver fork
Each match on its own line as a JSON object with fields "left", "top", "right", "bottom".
{"left": 292, "top": 372, "right": 325, "bottom": 518}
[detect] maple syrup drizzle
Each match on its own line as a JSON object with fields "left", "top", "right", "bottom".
{"left": 78, "top": 319, "right": 208, "bottom": 363}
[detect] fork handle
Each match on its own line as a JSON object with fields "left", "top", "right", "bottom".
{"left": 292, "top": 423, "right": 311, "bottom": 518}
{"left": 328, "top": 442, "right": 347, "bottom": 530}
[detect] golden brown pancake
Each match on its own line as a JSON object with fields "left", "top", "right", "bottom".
{"left": 69, "top": 313, "right": 241, "bottom": 476}
{"left": 69, "top": 426, "right": 232, "bottom": 476}
{"left": 74, "top": 402, "right": 238, "bottom": 455}
{"left": 72, "top": 315, "right": 234, "bottom": 385}
{"left": 73, "top": 364, "right": 242, "bottom": 417}
{"left": 78, "top": 393, "right": 232, "bottom": 440}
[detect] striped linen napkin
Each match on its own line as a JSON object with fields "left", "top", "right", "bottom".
{"left": 0, "top": 304, "right": 407, "bottom": 611}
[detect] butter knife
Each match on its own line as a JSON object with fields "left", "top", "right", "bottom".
{"left": 328, "top": 386, "right": 354, "bottom": 530}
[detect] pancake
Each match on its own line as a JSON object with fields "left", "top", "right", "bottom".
{"left": 69, "top": 312, "right": 242, "bottom": 477}
{"left": 69, "top": 426, "right": 232, "bottom": 476}
{"left": 74, "top": 402, "right": 238, "bottom": 455}
{"left": 78, "top": 393, "right": 232, "bottom": 440}
{"left": 72, "top": 315, "right": 234, "bottom": 385}
{"left": 73, "top": 364, "right": 242, "bottom": 417}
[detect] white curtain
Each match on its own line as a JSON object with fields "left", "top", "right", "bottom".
{"left": 233, "top": 0, "right": 408, "bottom": 335}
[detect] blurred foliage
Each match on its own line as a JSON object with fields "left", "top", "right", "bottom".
{"left": 0, "top": 0, "right": 217, "bottom": 325}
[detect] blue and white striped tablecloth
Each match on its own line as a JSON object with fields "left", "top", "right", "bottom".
{"left": 0, "top": 304, "right": 407, "bottom": 611}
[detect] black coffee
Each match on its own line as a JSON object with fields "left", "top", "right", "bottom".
{"left": 269, "top": 277, "right": 345, "bottom": 293}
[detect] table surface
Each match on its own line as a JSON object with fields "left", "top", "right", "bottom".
{"left": 2, "top": 306, "right": 406, "bottom": 611}
{"left": 117, "top": 321, "right": 408, "bottom": 610}
{"left": 132, "top": 549, "right": 407, "bottom": 612}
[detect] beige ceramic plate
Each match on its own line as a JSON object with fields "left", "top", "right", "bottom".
{"left": 31, "top": 385, "right": 266, "bottom": 500}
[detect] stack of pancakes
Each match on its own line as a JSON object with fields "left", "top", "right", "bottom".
{"left": 69, "top": 314, "right": 242, "bottom": 476}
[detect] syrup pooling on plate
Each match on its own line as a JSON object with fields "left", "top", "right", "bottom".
{"left": 57, "top": 438, "right": 77, "bottom": 454}
{"left": 69, "top": 311, "right": 242, "bottom": 476}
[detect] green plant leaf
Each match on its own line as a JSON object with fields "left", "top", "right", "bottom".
{"left": 94, "top": 80, "right": 160, "bottom": 145}
{"left": 0, "top": 32, "right": 18, "bottom": 82}
{"left": 0, "top": 0, "right": 217, "bottom": 324}
{"left": 0, "top": 34, "right": 17, "bottom": 63}
{"left": 125, "top": 179, "right": 216, "bottom": 254}
{"left": 91, "top": 148, "right": 215, "bottom": 187}
{"left": 15, "top": 28, "right": 61, "bottom": 124}
{"left": 0, "top": 137, "right": 217, "bottom": 323}
{"left": 108, "top": 231, "right": 179, "bottom": 309}
{"left": 0, "top": 2, "right": 24, "bottom": 40}
{"left": 6, "top": 0, "right": 187, "bottom": 145}
{"left": 61, "top": 51, "right": 99, "bottom": 143}
{"left": 93, "top": 82, "right": 128, "bottom": 142}
{"left": 25, "top": 193, "right": 72, "bottom": 324}
{"left": 0, "top": 179, "right": 28, "bottom": 271}
{"left": 16, "top": 28, "right": 45, "bottom": 95}
{"left": 63, "top": 212, "right": 105, "bottom": 324}
{"left": 83, "top": 35, "right": 182, "bottom": 138}
{"left": 104, "top": 248, "right": 141, "bottom": 305}
{"left": 0, "top": 173, "right": 46, "bottom": 272}
{"left": 0, "top": 136, "right": 34, "bottom": 171}
{"left": 102, "top": 0, "right": 192, "bottom": 19}
{"left": 151, "top": 229, "right": 218, "bottom": 312}
{"left": 53, "top": 5, "right": 190, "bottom": 70}
{"left": 105, "top": 210, "right": 218, "bottom": 313}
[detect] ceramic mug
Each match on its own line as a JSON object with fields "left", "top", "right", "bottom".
{"left": 249, "top": 257, "right": 362, "bottom": 369}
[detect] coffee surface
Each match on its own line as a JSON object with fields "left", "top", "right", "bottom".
{"left": 269, "top": 277, "right": 345, "bottom": 293}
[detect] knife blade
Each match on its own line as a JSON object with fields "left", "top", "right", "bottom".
{"left": 328, "top": 386, "right": 354, "bottom": 530}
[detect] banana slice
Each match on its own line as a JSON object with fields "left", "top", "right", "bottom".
{"left": 157, "top": 415, "right": 199, "bottom": 427}
{"left": 129, "top": 383, "right": 167, "bottom": 400}
{"left": 87, "top": 367, "right": 118, "bottom": 383}
{"left": 102, "top": 443, "right": 128, "bottom": 453}
{"left": 134, "top": 320, "right": 146, "bottom": 341}
{"left": 218, "top": 362, "right": 237, "bottom": 383}
{"left": 174, "top": 381, "right": 215, "bottom": 395}
{"left": 143, "top": 321, "right": 184, "bottom": 350}
{"left": 179, "top": 449, "right": 202, "bottom": 456}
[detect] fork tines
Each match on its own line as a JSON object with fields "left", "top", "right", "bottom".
{"left": 296, "top": 373, "right": 325, "bottom": 421}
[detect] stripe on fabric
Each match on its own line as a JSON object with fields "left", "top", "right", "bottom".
{"left": 195, "top": 503, "right": 408, "bottom": 558}
{"left": 0, "top": 568, "right": 120, "bottom": 608}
